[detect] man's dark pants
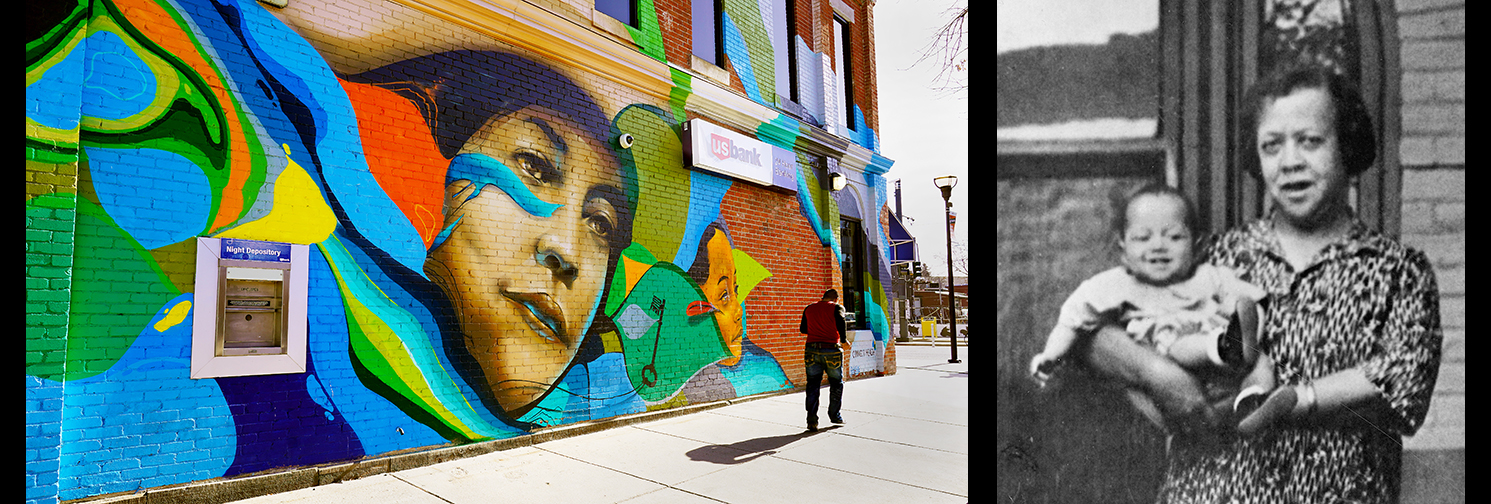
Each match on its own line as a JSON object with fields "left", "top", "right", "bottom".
{"left": 805, "top": 342, "right": 843, "bottom": 424}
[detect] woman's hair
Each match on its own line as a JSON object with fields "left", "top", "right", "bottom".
{"left": 1239, "top": 64, "right": 1378, "bottom": 179}
{"left": 343, "top": 50, "right": 614, "bottom": 160}
{"left": 1114, "top": 183, "right": 1199, "bottom": 240}
{"left": 686, "top": 222, "right": 733, "bottom": 286}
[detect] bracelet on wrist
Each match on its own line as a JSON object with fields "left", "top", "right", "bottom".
{"left": 1299, "top": 382, "right": 1318, "bottom": 418}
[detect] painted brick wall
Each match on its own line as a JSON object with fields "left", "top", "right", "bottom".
{"left": 1395, "top": 0, "right": 1464, "bottom": 453}
{"left": 26, "top": 4, "right": 87, "bottom": 502}
{"left": 720, "top": 182, "right": 830, "bottom": 387}
{"left": 26, "top": 0, "right": 892, "bottom": 502}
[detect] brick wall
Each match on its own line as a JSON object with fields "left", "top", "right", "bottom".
{"left": 1394, "top": 0, "right": 1464, "bottom": 453}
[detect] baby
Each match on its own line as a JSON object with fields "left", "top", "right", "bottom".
{"left": 1029, "top": 184, "right": 1282, "bottom": 435}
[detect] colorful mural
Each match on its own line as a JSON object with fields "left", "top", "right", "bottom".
{"left": 25, "top": 0, "right": 888, "bottom": 502}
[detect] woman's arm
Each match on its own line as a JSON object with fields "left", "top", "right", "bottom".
{"left": 1288, "top": 367, "right": 1384, "bottom": 417}
{"left": 1288, "top": 252, "right": 1442, "bottom": 433}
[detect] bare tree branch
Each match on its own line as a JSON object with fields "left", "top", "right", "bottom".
{"left": 906, "top": 4, "right": 967, "bottom": 96}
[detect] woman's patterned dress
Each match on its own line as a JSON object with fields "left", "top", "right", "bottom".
{"left": 1157, "top": 219, "right": 1443, "bottom": 503}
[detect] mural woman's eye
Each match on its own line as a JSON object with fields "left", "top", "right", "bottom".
{"left": 583, "top": 197, "right": 615, "bottom": 238}
{"left": 513, "top": 149, "right": 555, "bottom": 184}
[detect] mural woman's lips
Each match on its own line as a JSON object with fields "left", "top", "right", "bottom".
{"left": 501, "top": 290, "right": 569, "bottom": 345}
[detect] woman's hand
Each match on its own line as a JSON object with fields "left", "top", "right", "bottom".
{"left": 1030, "top": 352, "right": 1061, "bottom": 385}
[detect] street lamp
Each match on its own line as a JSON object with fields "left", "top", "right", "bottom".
{"left": 933, "top": 175, "right": 960, "bottom": 364}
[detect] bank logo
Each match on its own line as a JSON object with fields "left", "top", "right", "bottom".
{"left": 711, "top": 134, "right": 732, "bottom": 161}
{"left": 710, "top": 133, "right": 762, "bottom": 166}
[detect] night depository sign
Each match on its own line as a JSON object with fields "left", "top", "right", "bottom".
{"left": 684, "top": 119, "right": 797, "bottom": 193}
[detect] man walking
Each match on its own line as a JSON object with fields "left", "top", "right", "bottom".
{"left": 800, "top": 289, "right": 848, "bottom": 431}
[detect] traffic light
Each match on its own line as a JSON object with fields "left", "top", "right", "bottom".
{"left": 912, "top": 261, "right": 923, "bottom": 277}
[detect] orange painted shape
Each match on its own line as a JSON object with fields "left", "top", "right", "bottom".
{"left": 341, "top": 79, "right": 449, "bottom": 249}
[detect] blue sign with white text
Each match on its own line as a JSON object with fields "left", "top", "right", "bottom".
{"left": 222, "top": 238, "right": 292, "bottom": 263}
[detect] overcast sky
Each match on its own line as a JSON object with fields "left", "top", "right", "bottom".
{"left": 872, "top": 0, "right": 967, "bottom": 272}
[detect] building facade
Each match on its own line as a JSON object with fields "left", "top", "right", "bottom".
{"left": 24, "top": 0, "right": 898, "bottom": 501}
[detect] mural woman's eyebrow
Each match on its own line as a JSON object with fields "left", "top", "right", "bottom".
{"left": 527, "top": 117, "right": 568, "bottom": 157}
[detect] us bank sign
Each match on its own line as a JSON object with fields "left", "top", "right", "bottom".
{"left": 684, "top": 119, "right": 797, "bottom": 193}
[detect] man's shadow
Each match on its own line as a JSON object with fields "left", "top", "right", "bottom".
{"left": 685, "top": 426, "right": 841, "bottom": 464}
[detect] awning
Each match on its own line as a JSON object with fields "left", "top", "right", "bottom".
{"left": 888, "top": 212, "right": 917, "bottom": 264}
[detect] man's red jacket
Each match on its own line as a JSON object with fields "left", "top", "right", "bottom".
{"left": 800, "top": 300, "right": 847, "bottom": 344}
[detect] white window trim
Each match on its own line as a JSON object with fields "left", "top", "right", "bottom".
{"left": 191, "top": 237, "right": 309, "bottom": 379}
{"left": 830, "top": 0, "right": 854, "bottom": 23}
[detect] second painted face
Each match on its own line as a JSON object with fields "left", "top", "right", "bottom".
{"left": 426, "top": 105, "right": 621, "bottom": 415}
{"left": 1255, "top": 87, "right": 1350, "bottom": 228}
{"left": 1119, "top": 193, "right": 1196, "bottom": 286}
{"left": 700, "top": 229, "right": 743, "bottom": 365}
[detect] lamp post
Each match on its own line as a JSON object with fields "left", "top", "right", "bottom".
{"left": 933, "top": 175, "right": 960, "bottom": 364}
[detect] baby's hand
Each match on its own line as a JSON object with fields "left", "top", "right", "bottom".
{"left": 1029, "top": 353, "right": 1061, "bottom": 385}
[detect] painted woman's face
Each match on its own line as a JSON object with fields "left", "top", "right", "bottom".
{"left": 700, "top": 229, "right": 743, "bottom": 365}
{"left": 426, "top": 105, "right": 621, "bottom": 415}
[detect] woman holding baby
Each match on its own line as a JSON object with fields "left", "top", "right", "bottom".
{"left": 1069, "top": 64, "right": 1443, "bottom": 503}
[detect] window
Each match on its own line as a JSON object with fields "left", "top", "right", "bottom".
{"left": 597, "top": 0, "right": 636, "bottom": 27}
{"left": 839, "top": 217, "right": 866, "bottom": 330}
{"left": 834, "top": 15, "right": 855, "bottom": 130}
{"left": 996, "top": 1, "right": 1160, "bottom": 142}
{"left": 693, "top": 0, "right": 721, "bottom": 65}
{"left": 773, "top": 0, "right": 798, "bottom": 105}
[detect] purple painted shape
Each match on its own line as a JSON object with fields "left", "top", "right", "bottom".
{"left": 216, "top": 356, "right": 363, "bottom": 477}
{"left": 771, "top": 145, "right": 797, "bottom": 192}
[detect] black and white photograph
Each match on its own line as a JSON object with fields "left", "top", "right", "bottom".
{"left": 997, "top": 1, "right": 1464, "bottom": 502}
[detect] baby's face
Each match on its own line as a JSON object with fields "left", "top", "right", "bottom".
{"left": 1119, "top": 194, "right": 1196, "bottom": 286}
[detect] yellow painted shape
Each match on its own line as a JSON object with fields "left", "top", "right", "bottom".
{"left": 621, "top": 255, "right": 650, "bottom": 299}
{"left": 216, "top": 144, "right": 336, "bottom": 244}
{"left": 153, "top": 300, "right": 192, "bottom": 333}
{"left": 732, "top": 248, "right": 772, "bottom": 303}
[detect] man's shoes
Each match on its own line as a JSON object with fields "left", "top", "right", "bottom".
{"left": 829, "top": 415, "right": 844, "bottom": 425}
{"left": 807, "top": 417, "right": 819, "bottom": 432}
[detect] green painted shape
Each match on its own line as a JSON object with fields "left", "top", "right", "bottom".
{"left": 722, "top": 0, "right": 776, "bottom": 104}
{"left": 755, "top": 113, "right": 799, "bottom": 150}
{"left": 606, "top": 243, "right": 660, "bottom": 317}
{"left": 613, "top": 105, "right": 688, "bottom": 264}
{"left": 61, "top": 196, "right": 180, "bottom": 381}
{"left": 668, "top": 68, "right": 692, "bottom": 126}
{"left": 26, "top": 193, "right": 81, "bottom": 381}
{"left": 732, "top": 248, "right": 772, "bottom": 303}
{"left": 627, "top": 0, "right": 667, "bottom": 62}
{"left": 617, "top": 263, "right": 732, "bottom": 403}
{"left": 342, "top": 301, "right": 473, "bottom": 442}
{"left": 796, "top": 152, "right": 841, "bottom": 257}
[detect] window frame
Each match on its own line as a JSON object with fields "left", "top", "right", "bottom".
{"left": 692, "top": 0, "right": 723, "bottom": 66}
{"left": 596, "top": 0, "right": 638, "bottom": 28}
{"left": 785, "top": 0, "right": 799, "bottom": 103}
{"left": 834, "top": 14, "right": 855, "bottom": 131}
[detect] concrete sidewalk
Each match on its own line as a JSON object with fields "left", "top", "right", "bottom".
{"left": 225, "top": 346, "right": 968, "bottom": 504}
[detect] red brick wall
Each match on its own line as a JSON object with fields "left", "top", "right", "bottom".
{"left": 719, "top": 180, "right": 838, "bottom": 387}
